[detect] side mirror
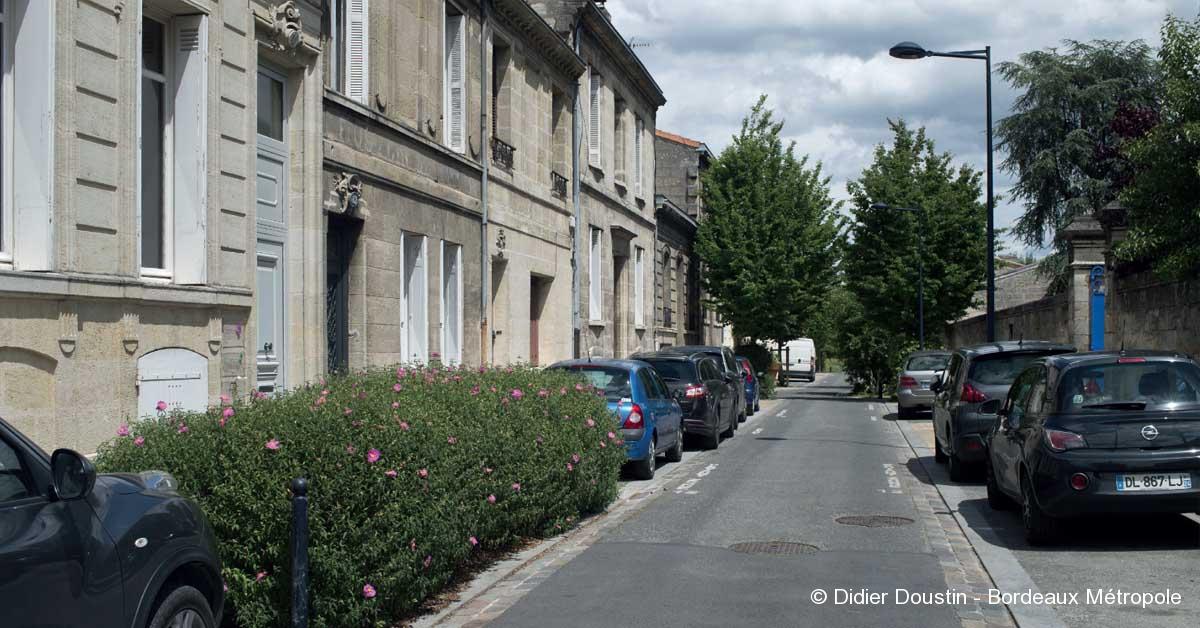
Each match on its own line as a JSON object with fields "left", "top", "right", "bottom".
{"left": 929, "top": 375, "right": 943, "bottom": 393}
{"left": 51, "top": 449, "right": 96, "bottom": 501}
{"left": 978, "top": 399, "right": 1002, "bottom": 415}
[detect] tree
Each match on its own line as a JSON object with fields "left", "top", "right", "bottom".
{"left": 1117, "top": 15, "right": 1200, "bottom": 278}
{"left": 695, "top": 96, "right": 841, "bottom": 345}
{"left": 997, "top": 39, "right": 1160, "bottom": 249}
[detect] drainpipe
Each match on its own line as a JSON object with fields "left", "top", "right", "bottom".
{"left": 570, "top": 16, "right": 583, "bottom": 358}
{"left": 479, "top": 0, "right": 491, "bottom": 365}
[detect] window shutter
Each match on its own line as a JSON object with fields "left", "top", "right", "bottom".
{"left": 11, "top": 0, "right": 55, "bottom": 270}
{"left": 173, "top": 14, "right": 208, "bottom": 284}
{"left": 588, "top": 70, "right": 601, "bottom": 166}
{"left": 634, "top": 117, "right": 643, "bottom": 196}
{"left": 345, "top": 0, "right": 369, "bottom": 104}
{"left": 446, "top": 14, "right": 465, "bottom": 153}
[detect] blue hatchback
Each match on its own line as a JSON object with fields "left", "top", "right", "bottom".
{"left": 737, "top": 357, "right": 760, "bottom": 415}
{"left": 547, "top": 359, "right": 684, "bottom": 480}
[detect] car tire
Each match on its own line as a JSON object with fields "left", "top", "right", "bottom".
{"left": 720, "top": 412, "right": 735, "bottom": 440}
{"left": 631, "top": 434, "right": 656, "bottom": 481}
{"left": 665, "top": 426, "right": 684, "bottom": 463}
{"left": 898, "top": 405, "right": 912, "bottom": 420}
{"left": 947, "top": 449, "right": 967, "bottom": 482}
{"left": 706, "top": 427, "right": 723, "bottom": 449}
{"left": 148, "top": 585, "right": 215, "bottom": 628}
{"left": 1021, "top": 473, "right": 1059, "bottom": 545}
{"left": 986, "top": 461, "right": 1015, "bottom": 511}
{"left": 754, "top": 400, "right": 760, "bottom": 412}
{"left": 737, "top": 410, "right": 747, "bottom": 423}
{"left": 933, "top": 433, "right": 948, "bottom": 464}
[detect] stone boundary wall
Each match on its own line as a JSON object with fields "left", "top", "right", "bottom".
{"left": 1107, "top": 270, "right": 1200, "bottom": 357}
{"left": 946, "top": 295, "right": 1071, "bottom": 349}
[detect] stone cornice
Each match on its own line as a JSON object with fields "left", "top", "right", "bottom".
{"left": 580, "top": 2, "right": 666, "bottom": 107}
{"left": 494, "top": 0, "right": 586, "bottom": 79}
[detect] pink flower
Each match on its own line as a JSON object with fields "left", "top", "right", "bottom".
{"left": 600, "top": 441, "right": 607, "bottom": 448}
{"left": 177, "top": 424, "right": 189, "bottom": 434}
{"left": 351, "top": 420, "right": 362, "bottom": 428}
{"left": 117, "top": 424, "right": 130, "bottom": 437}
{"left": 220, "top": 394, "right": 231, "bottom": 405}
{"left": 478, "top": 366, "right": 487, "bottom": 373}
{"left": 366, "top": 448, "right": 381, "bottom": 463}
{"left": 362, "top": 583, "right": 377, "bottom": 599}
{"left": 393, "top": 383, "right": 403, "bottom": 392}
{"left": 156, "top": 400, "right": 168, "bottom": 412}
{"left": 397, "top": 367, "right": 407, "bottom": 378}
{"left": 385, "top": 469, "right": 397, "bottom": 478}
{"left": 399, "top": 421, "right": 410, "bottom": 431}
{"left": 469, "top": 536, "right": 479, "bottom": 547}
{"left": 490, "top": 386, "right": 498, "bottom": 393}
{"left": 586, "top": 418, "right": 596, "bottom": 428}
{"left": 447, "top": 436, "right": 458, "bottom": 445}
{"left": 423, "top": 555, "right": 432, "bottom": 569}
{"left": 256, "top": 571, "right": 267, "bottom": 582}
{"left": 219, "top": 418, "right": 228, "bottom": 427}
{"left": 470, "top": 386, "right": 481, "bottom": 396}
{"left": 315, "top": 396, "right": 327, "bottom": 406}
{"left": 607, "top": 431, "right": 617, "bottom": 440}
{"left": 134, "top": 436, "right": 146, "bottom": 447}
{"left": 537, "top": 389, "right": 549, "bottom": 398}
{"left": 511, "top": 389, "right": 525, "bottom": 400}
{"left": 265, "top": 439, "right": 281, "bottom": 450}
{"left": 418, "top": 468, "right": 429, "bottom": 479}
{"left": 391, "top": 401, "right": 400, "bottom": 408}
{"left": 560, "top": 387, "right": 568, "bottom": 395}
{"left": 344, "top": 408, "right": 353, "bottom": 416}
{"left": 254, "top": 390, "right": 268, "bottom": 400}
{"left": 535, "top": 435, "right": 544, "bottom": 445}
{"left": 346, "top": 445, "right": 357, "bottom": 454}
{"left": 222, "top": 407, "right": 235, "bottom": 419}
{"left": 409, "top": 539, "right": 417, "bottom": 552}
{"left": 512, "top": 482, "right": 521, "bottom": 492}
{"left": 321, "top": 389, "right": 330, "bottom": 396}
{"left": 483, "top": 467, "right": 493, "bottom": 475}
{"left": 566, "top": 463, "right": 574, "bottom": 472}
{"left": 572, "top": 453, "right": 581, "bottom": 464}
{"left": 487, "top": 494, "right": 497, "bottom": 504}
{"left": 575, "top": 383, "right": 585, "bottom": 392}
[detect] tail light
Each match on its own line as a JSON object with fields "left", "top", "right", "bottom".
{"left": 1069, "top": 473, "right": 1090, "bottom": 491}
{"left": 1045, "top": 429, "right": 1087, "bottom": 452}
{"left": 622, "top": 404, "right": 644, "bottom": 429}
{"left": 1118, "top": 357, "right": 1146, "bottom": 364}
{"left": 899, "top": 376, "right": 918, "bottom": 389}
{"left": 743, "top": 371, "right": 752, "bottom": 383}
{"left": 960, "top": 383, "right": 987, "bottom": 403}
{"left": 685, "top": 384, "right": 706, "bottom": 399}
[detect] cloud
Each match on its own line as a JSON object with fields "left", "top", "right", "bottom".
{"left": 611, "top": 0, "right": 1198, "bottom": 254}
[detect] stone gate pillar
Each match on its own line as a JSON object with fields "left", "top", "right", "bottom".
{"left": 1060, "top": 214, "right": 1107, "bottom": 351}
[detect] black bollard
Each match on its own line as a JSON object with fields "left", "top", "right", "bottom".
{"left": 290, "top": 477, "right": 309, "bottom": 628}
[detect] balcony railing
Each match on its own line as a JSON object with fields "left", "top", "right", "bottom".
{"left": 491, "top": 137, "right": 515, "bottom": 171}
{"left": 551, "top": 171, "right": 568, "bottom": 198}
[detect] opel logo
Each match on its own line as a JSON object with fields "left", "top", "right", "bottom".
{"left": 1141, "top": 425, "right": 1159, "bottom": 441}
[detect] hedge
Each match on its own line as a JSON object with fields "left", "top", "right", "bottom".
{"left": 95, "top": 365, "right": 626, "bottom": 628}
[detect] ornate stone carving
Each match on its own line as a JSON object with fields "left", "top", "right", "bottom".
{"left": 495, "top": 229, "right": 508, "bottom": 259}
{"left": 324, "top": 172, "right": 368, "bottom": 218}
{"left": 269, "top": 2, "right": 303, "bottom": 51}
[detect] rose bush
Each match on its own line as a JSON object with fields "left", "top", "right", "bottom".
{"left": 95, "top": 365, "right": 625, "bottom": 628}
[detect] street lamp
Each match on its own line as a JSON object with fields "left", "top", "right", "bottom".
{"left": 887, "top": 40, "right": 995, "bottom": 343}
{"left": 871, "top": 203, "right": 925, "bottom": 350}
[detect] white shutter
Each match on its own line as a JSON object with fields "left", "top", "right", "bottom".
{"left": 172, "top": 15, "right": 208, "bottom": 284}
{"left": 11, "top": 0, "right": 55, "bottom": 270}
{"left": 446, "top": 14, "right": 465, "bottom": 153}
{"left": 345, "top": 0, "right": 369, "bottom": 104}
{"left": 588, "top": 70, "right": 601, "bottom": 166}
{"left": 634, "top": 117, "right": 643, "bottom": 196}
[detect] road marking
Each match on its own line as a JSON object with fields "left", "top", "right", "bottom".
{"left": 870, "top": 415, "right": 878, "bottom": 422}
{"left": 752, "top": 427, "right": 763, "bottom": 435}
{"left": 868, "top": 403, "right": 875, "bottom": 411}
{"left": 776, "top": 408, "right": 788, "bottom": 417}
{"left": 882, "top": 463, "right": 902, "bottom": 493}
{"left": 675, "top": 463, "right": 719, "bottom": 494}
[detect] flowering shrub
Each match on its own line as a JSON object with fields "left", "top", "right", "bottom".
{"left": 95, "top": 366, "right": 625, "bottom": 627}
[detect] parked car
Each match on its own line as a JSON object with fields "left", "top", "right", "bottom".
{"left": 547, "top": 359, "right": 683, "bottom": 479}
{"left": 896, "top": 350, "right": 951, "bottom": 418}
{"left": 637, "top": 352, "right": 737, "bottom": 449}
{"left": 984, "top": 351, "right": 1200, "bottom": 544}
{"left": 932, "top": 341, "right": 1075, "bottom": 481}
{"left": 780, "top": 338, "right": 817, "bottom": 382}
{"left": 659, "top": 346, "right": 748, "bottom": 423}
{"left": 737, "top": 356, "right": 761, "bottom": 415}
{"left": 0, "top": 417, "right": 224, "bottom": 628}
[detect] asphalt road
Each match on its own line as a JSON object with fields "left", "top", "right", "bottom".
{"left": 489, "top": 376, "right": 963, "bottom": 628}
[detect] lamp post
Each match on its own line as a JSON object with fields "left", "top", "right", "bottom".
{"left": 871, "top": 203, "right": 925, "bottom": 350}
{"left": 887, "top": 41, "right": 995, "bottom": 343}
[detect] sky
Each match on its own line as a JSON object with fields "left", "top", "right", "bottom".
{"left": 607, "top": 0, "right": 1200, "bottom": 256}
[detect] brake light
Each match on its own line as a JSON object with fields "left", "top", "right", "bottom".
{"left": 960, "top": 383, "right": 987, "bottom": 403}
{"left": 1045, "top": 429, "right": 1087, "bottom": 452}
{"left": 685, "top": 384, "right": 706, "bottom": 399}
{"left": 744, "top": 371, "right": 752, "bottom": 383}
{"left": 899, "top": 376, "right": 919, "bottom": 389}
{"left": 622, "top": 404, "right": 644, "bottom": 429}
{"left": 1069, "top": 473, "right": 1090, "bottom": 491}
{"left": 1118, "top": 357, "right": 1146, "bottom": 364}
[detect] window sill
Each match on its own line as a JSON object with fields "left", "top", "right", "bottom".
{"left": 588, "top": 319, "right": 606, "bottom": 328}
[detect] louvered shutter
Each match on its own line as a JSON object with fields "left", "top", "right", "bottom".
{"left": 173, "top": 14, "right": 208, "bottom": 284}
{"left": 446, "top": 14, "right": 465, "bottom": 152}
{"left": 11, "top": 0, "right": 55, "bottom": 270}
{"left": 345, "top": 0, "right": 369, "bottom": 104}
{"left": 634, "top": 117, "right": 643, "bottom": 196}
{"left": 588, "top": 70, "right": 601, "bottom": 165}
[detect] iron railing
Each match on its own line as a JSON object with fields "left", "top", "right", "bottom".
{"left": 551, "top": 171, "right": 568, "bottom": 197}
{"left": 491, "top": 137, "right": 515, "bottom": 171}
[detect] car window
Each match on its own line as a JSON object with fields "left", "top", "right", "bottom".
{"left": 1024, "top": 370, "right": 1047, "bottom": 420}
{"left": 638, "top": 369, "right": 663, "bottom": 400}
{"left": 722, "top": 349, "right": 737, "bottom": 373}
{"left": 1007, "top": 371, "right": 1036, "bottom": 425}
{"left": 968, "top": 352, "right": 1057, "bottom": 386}
{"left": 564, "top": 366, "right": 632, "bottom": 402}
{"left": 1057, "top": 360, "right": 1200, "bottom": 413}
{"left": 700, "top": 358, "right": 718, "bottom": 380}
{"left": 907, "top": 354, "right": 950, "bottom": 371}
{"left": 649, "top": 370, "right": 672, "bottom": 399}
{"left": 0, "top": 436, "right": 35, "bottom": 503}
{"left": 945, "top": 354, "right": 963, "bottom": 388}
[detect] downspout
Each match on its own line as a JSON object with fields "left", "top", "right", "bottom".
{"left": 570, "top": 16, "right": 584, "bottom": 358}
{"left": 479, "top": 0, "right": 491, "bottom": 365}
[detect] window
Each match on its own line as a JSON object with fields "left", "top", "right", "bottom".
{"left": 444, "top": 4, "right": 466, "bottom": 153}
{"left": 138, "top": 9, "right": 208, "bottom": 283}
{"left": 337, "top": 0, "right": 369, "bottom": 103}
{"left": 613, "top": 97, "right": 625, "bottom": 180}
{"left": 634, "top": 246, "right": 644, "bottom": 327}
{"left": 588, "top": 68, "right": 601, "bottom": 166}
{"left": 441, "top": 241, "right": 462, "bottom": 365}
{"left": 560, "top": 365, "right": 630, "bottom": 403}
{"left": 0, "top": 436, "right": 35, "bottom": 503}
{"left": 634, "top": 116, "right": 644, "bottom": 196}
{"left": 492, "top": 38, "right": 510, "bottom": 141}
{"left": 589, "top": 227, "right": 602, "bottom": 321}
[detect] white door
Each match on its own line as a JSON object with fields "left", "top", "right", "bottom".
{"left": 255, "top": 68, "right": 287, "bottom": 391}
{"left": 441, "top": 242, "right": 462, "bottom": 364}
{"left": 137, "top": 349, "right": 208, "bottom": 419}
{"left": 403, "top": 233, "right": 428, "bottom": 363}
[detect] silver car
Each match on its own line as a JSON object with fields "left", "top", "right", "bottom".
{"left": 896, "top": 351, "right": 951, "bottom": 418}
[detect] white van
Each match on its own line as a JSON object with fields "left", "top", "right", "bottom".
{"left": 781, "top": 338, "right": 816, "bottom": 382}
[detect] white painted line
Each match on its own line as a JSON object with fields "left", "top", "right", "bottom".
{"left": 752, "top": 427, "right": 763, "bottom": 435}
{"left": 870, "top": 415, "right": 878, "bottom": 422}
{"left": 882, "top": 463, "right": 902, "bottom": 492}
{"left": 776, "top": 408, "right": 788, "bottom": 417}
{"left": 674, "top": 463, "right": 719, "bottom": 494}
{"left": 868, "top": 403, "right": 875, "bottom": 411}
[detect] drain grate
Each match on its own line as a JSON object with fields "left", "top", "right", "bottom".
{"left": 729, "top": 541, "right": 819, "bottom": 555}
{"left": 835, "top": 515, "right": 914, "bottom": 528}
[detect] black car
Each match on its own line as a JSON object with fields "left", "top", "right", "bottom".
{"left": 637, "top": 351, "right": 738, "bottom": 449}
{"left": 984, "top": 351, "right": 1200, "bottom": 544}
{"left": 0, "top": 417, "right": 224, "bottom": 627}
{"left": 932, "top": 341, "right": 1076, "bottom": 481}
{"left": 658, "top": 345, "right": 748, "bottom": 423}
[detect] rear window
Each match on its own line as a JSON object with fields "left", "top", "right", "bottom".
{"left": 563, "top": 366, "right": 632, "bottom": 402}
{"left": 906, "top": 354, "right": 949, "bottom": 371}
{"left": 1058, "top": 360, "right": 1200, "bottom": 413}
{"left": 968, "top": 352, "right": 1062, "bottom": 386}
{"left": 643, "top": 359, "right": 695, "bottom": 382}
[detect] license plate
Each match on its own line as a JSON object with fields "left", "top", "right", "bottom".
{"left": 1115, "top": 473, "right": 1192, "bottom": 492}
{"left": 920, "top": 382, "right": 931, "bottom": 390}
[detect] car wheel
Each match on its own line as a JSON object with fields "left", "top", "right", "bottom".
{"left": 631, "top": 434, "right": 656, "bottom": 481}
{"left": 948, "top": 449, "right": 966, "bottom": 482}
{"left": 933, "top": 433, "right": 948, "bottom": 464}
{"left": 148, "top": 585, "right": 215, "bottom": 628}
{"left": 719, "top": 411, "right": 735, "bottom": 440}
{"left": 986, "top": 461, "right": 1015, "bottom": 511}
{"left": 754, "top": 400, "right": 760, "bottom": 412}
{"left": 1021, "top": 473, "right": 1058, "bottom": 545}
{"left": 706, "top": 426, "right": 723, "bottom": 449}
{"left": 898, "top": 405, "right": 913, "bottom": 420}
{"left": 737, "top": 410, "right": 747, "bottom": 423}
{"left": 665, "top": 426, "right": 684, "bottom": 463}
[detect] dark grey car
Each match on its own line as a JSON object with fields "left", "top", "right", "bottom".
{"left": 931, "top": 341, "right": 1075, "bottom": 481}
{"left": 0, "top": 417, "right": 224, "bottom": 628}
{"left": 658, "top": 345, "right": 748, "bottom": 424}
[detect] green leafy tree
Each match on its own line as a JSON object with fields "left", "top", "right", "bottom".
{"left": 696, "top": 95, "right": 841, "bottom": 345}
{"left": 1117, "top": 15, "right": 1200, "bottom": 278}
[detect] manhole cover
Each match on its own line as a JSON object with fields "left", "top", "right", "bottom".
{"left": 729, "top": 541, "right": 819, "bottom": 555}
{"left": 835, "top": 515, "right": 914, "bottom": 528}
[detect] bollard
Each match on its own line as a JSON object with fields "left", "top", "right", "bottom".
{"left": 290, "top": 477, "right": 309, "bottom": 628}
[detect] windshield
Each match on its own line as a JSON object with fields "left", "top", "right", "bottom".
{"left": 643, "top": 360, "right": 695, "bottom": 382}
{"left": 564, "top": 366, "right": 632, "bottom": 402}
{"left": 906, "top": 354, "right": 949, "bottom": 371}
{"left": 1058, "top": 361, "right": 1200, "bottom": 412}
{"left": 968, "top": 353, "right": 1058, "bottom": 386}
